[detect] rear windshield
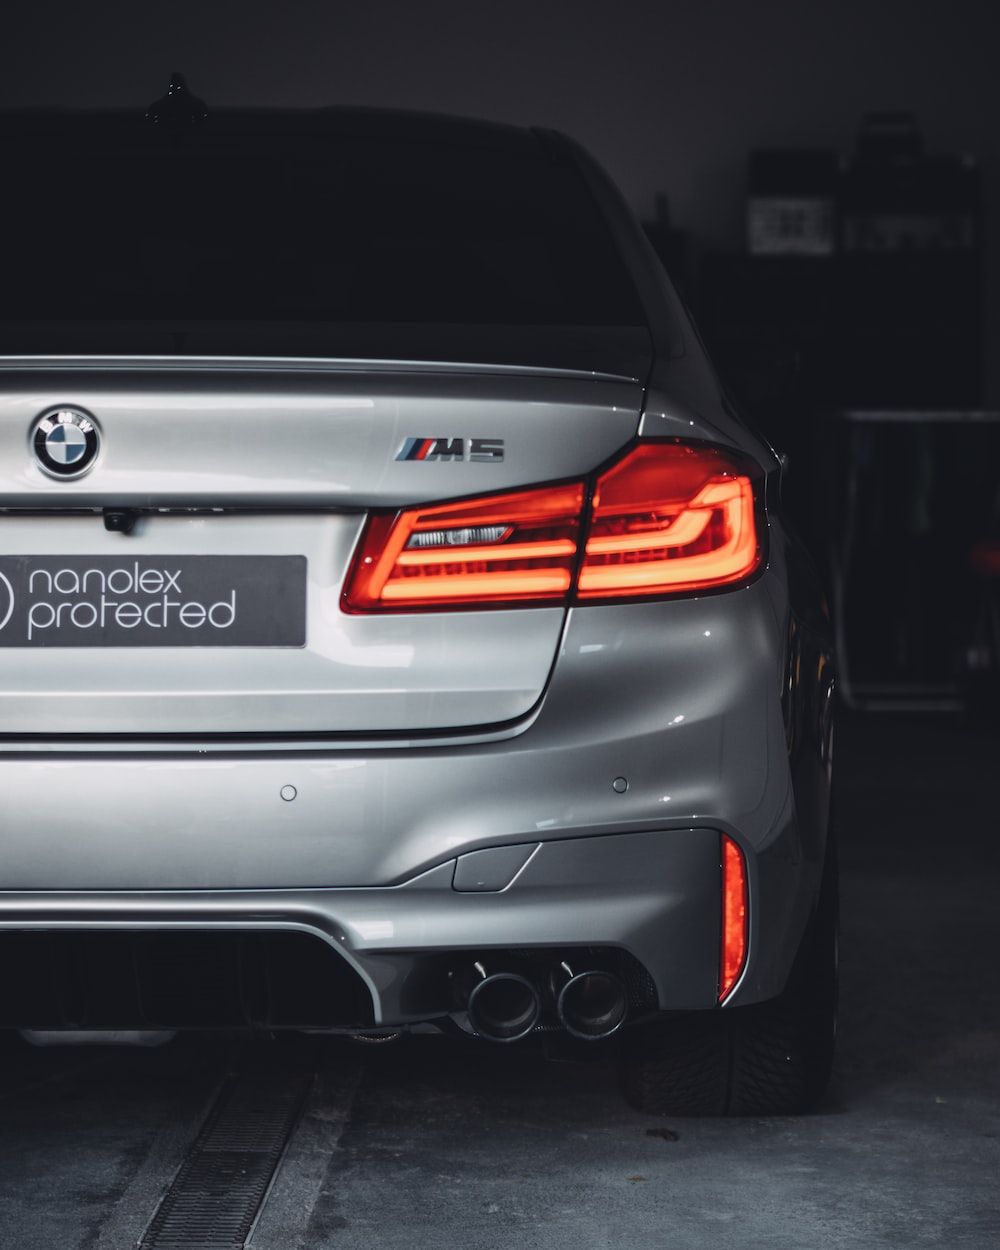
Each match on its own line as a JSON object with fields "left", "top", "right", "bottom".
{"left": 0, "top": 121, "right": 646, "bottom": 333}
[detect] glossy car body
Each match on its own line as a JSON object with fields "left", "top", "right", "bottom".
{"left": 0, "top": 101, "right": 834, "bottom": 1051}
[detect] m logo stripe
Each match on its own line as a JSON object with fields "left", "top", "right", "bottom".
{"left": 395, "top": 437, "right": 505, "bottom": 463}
{"left": 395, "top": 438, "right": 437, "bottom": 461}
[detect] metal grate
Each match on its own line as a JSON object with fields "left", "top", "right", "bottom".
{"left": 139, "top": 1072, "right": 311, "bottom": 1249}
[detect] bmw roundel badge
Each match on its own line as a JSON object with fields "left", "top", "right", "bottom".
{"left": 32, "top": 408, "right": 100, "bottom": 478}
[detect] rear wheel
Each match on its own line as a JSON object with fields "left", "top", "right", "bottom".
{"left": 621, "top": 838, "right": 838, "bottom": 1116}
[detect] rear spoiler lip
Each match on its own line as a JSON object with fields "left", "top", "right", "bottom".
{"left": 0, "top": 354, "right": 642, "bottom": 386}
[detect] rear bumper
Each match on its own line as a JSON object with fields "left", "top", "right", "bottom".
{"left": 0, "top": 814, "right": 816, "bottom": 1021}
{"left": 0, "top": 578, "right": 830, "bottom": 1017}
{"left": 0, "top": 828, "right": 722, "bottom": 1026}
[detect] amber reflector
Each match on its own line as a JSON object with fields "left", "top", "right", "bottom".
{"left": 342, "top": 483, "right": 585, "bottom": 611}
{"left": 577, "top": 442, "right": 760, "bottom": 599}
{"left": 720, "top": 834, "right": 748, "bottom": 1002}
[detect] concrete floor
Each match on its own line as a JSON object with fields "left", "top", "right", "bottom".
{"left": 0, "top": 714, "right": 998, "bottom": 1249}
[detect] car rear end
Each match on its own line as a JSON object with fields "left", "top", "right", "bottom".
{"left": 0, "top": 102, "right": 834, "bottom": 1108}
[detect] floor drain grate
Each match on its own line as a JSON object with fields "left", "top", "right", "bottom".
{"left": 139, "top": 1071, "right": 311, "bottom": 1249}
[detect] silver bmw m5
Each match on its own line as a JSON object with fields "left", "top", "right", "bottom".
{"left": 0, "top": 84, "right": 836, "bottom": 1115}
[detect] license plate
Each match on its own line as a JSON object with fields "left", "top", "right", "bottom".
{"left": 0, "top": 555, "right": 307, "bottom": 647}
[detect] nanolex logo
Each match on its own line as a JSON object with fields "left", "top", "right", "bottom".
{"left": 23, "top": 563, "right": 236, "bottom": 641}
{"left": 396, "top": 437, "right": 505, "bottom": 463}
{"left": 0, "top": 571, "right": 13, "bottom": 633}
{"left": 0, "top": 555, "right": 308, "bottom": 648}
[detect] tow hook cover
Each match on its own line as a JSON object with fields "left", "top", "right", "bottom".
{"left": 452, "top": 843, "right": 540, "bottom": 892}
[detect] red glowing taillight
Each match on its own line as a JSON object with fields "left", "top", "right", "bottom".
{"left": 719, "top": 834, "right": 748, "bottom": 1002}
{"left": 342, "top": 483, "right": 585, "bottom": 611}
{"left": 578, "top": 442, "right": 760, "bottom": 599}
{"left": 342, "top": 441, "right": 762, "bottom": 613}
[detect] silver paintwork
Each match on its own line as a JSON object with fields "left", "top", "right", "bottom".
{"left": 0, "top": 365, "right": 643, "bottom": 734}
{"left": 0, "top": 513, "right": 564, "bottom": 733}
{"left": 0, "top": 554, "right": 828, "bottom": 1014}
{"left": 0, "top": 355, "right": 642, "bottom": 382}
{"left": 0, "top": 585, "right": 790, "bottom": 889}
{"left": 0, "top": 364, "right": 642, "bottom": 509}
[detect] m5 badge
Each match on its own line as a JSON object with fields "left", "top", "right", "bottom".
{"left": 396, "top": 437, "right": 504, "bottom": 463}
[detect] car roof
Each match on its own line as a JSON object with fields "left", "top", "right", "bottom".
{"left": 0, "top": 103, "right": 545, "bottom": 153}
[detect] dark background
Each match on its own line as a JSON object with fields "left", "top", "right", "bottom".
{"left": 4, "top": 0, "right": 998, "bottom": 396}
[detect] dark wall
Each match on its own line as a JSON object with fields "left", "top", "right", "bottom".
{"left": 6, "top": 0, "right": 999, "bottom": 398}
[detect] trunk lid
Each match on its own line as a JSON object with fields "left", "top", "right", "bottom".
{"left": 0, "top": 359, "right": 642, "bottom": 736}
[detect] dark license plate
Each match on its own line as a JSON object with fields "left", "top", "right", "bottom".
{"left": 0, "top": 555, "right": 306, "bottom": 647}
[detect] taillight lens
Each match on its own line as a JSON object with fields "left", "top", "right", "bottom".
{"left": 719, "top": 834, "right": 748, "bottom": 1002}
{"left": 342, "top": 440, "right": 762, "bottom": 612}
{"left": 342, "top": 483, "right": 584, "bottom": 611}
{"left": 578, "top": 443, "right": 760, "bottom": 599}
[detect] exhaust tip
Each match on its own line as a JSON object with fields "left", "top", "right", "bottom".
{"left": 557, "top": 971, "right": 628, "bottom": 1040}
{"left": 467, "top": 973, "right": 540, "bottom": 1043}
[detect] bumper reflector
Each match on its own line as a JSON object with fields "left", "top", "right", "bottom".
{"left": 719, "top": 834, "right": 748, "bottom": 1001}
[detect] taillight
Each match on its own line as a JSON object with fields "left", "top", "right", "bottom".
{"left": 342, "top": 440, "right": 762, "bottom": 612}
{"left": 342, "top": 483, "right": 584, "bottom": 611}
{"left": 719, "top": 834, "right": 748, "bottom": 1002}
{"left": 578, "top": 442, "right": 760, "bottom": 599}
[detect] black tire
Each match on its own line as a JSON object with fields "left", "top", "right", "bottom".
{"left": 621, "top": 837, "right": 838, "bottom": 1116}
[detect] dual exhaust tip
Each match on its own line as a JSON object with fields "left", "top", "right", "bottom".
{"left": 465, "top": 962, "right": 628, "bottom": 1044}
